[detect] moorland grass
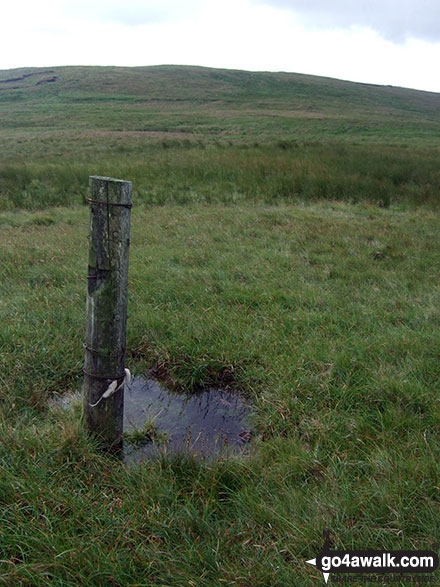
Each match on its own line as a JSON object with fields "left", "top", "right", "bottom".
{"left": 1, "top": 202, "right": 439, "bottom": 585}
{"left": 1, "top": 65, "right": 440, "bottom": 213}
{"left": 1, "top": 142, "right": 440, "bottom": 211}
{"left": 1, "top": 65, "right": 439, "bottom": 145}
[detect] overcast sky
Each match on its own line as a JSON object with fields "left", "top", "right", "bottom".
{"left": 1, "top": 0, "right": 439, "bottom": 92}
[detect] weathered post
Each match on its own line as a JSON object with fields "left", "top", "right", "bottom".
{"left": 83, "top": 176, "right": 132, "bottom": 450}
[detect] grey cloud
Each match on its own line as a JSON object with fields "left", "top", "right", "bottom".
{"left": 62, "top": 0, "right": 203, "bottom": 26}
{"left": 258, "top": 0, "right": 440, "bottom": 42}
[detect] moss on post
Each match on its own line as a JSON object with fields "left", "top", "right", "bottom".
{"left": 83, "top": 176, "right": 132, "bottom": 450}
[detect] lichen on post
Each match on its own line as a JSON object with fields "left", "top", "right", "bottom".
{"left": 83, "top": 176, "right": 132, "bottom": 450}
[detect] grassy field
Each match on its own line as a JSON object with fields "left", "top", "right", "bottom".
{"left": 1, "top": 142, "right": 440, "bottom": 212}
{"left": 1, "top": 65, "right": 440, "bottom": 585}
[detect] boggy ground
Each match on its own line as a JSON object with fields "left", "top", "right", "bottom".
{"left": 0, "top": 202, "right": 439, "bottom": 585}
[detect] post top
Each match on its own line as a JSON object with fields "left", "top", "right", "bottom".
{"left": 89, "top": 175, "right": 132, "bottom": 186}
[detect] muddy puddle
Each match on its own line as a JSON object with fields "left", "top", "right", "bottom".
{"left": 49, "top": 376, "right": 255, "bottom": 464}
{"left": 123, "top": 376, "right": 254, "bottom": 464}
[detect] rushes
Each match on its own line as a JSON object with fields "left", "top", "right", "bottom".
{"left": 1, "top": 142, "right": 439, "bottom": 210}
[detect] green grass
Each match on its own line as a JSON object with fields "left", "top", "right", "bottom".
{"left": 124, "top": 421, "right": 168, "bottom": 447}
{"left": 1, "top": 65, "right": 439, "bottom": 212}
{"left": 1, "top": 143, "right": 439, "bottom": 211}
{"left": 1, "top": 203, "right": 439, "bottom": 585}
{"left": 1, "top": 64, "right": 440, "bottom": 585}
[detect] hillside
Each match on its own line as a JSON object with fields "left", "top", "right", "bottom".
{"left": 1, "top": 65, "right": 439, "bottom": 211}
{"left": 1, "top": 64, "right": 440, "bottom": 155}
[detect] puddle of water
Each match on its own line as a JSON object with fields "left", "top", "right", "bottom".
{"left": 48, "top": 377, "right": 255, "bottom": 463}
{"left": 123, "top": 376, "right": 254, "bottom": 464}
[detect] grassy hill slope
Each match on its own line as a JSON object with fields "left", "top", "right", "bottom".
{"left": 0, "top": 65, "right": 439, "bottom": 210}
{"left": 1, "top": 64, "right": 440, "bottom": 149}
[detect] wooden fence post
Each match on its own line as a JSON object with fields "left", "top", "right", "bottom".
{"left": 83, "top": 176, "right": 132, "bottom": 450}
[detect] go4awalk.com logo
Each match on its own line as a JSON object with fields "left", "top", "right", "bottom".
{"left": 306, "top": 531, "right": 439, "bottom": 584}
